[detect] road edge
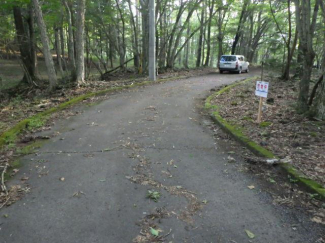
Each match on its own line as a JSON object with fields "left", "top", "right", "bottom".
{"left": 0, "top": 75, "right": 187, "bottom": 151}
{"left": 205, "top": 77, "right": 325, "bottom": 200}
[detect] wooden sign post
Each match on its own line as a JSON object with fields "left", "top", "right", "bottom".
{"left": 257, "top": 97, "right": 263, "bottom": 123}
{"left": 255, "top": 81, "right": 269, "bottom": 123}
{"left": 256, "top": 61, "right": 265, "bottom": 123}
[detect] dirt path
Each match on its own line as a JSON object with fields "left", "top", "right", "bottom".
{"left": 0, "top": 70, "right": 323, "bottom": 243}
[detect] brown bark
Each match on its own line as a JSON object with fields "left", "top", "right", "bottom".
{"left": 204, "top": 0, "right": 215, "bottom": 67}
{"left": 33, "top": 0, "right": 58, "bottom": 90}
{"left": 13, "top": 6, "right": 37, "bottom": 84}
{"left": 196, "top": 5, "right": 205, "bottom": 67}
{"left": 75, "top": 0, "right": 86, "bottom": 84}
{"left": 312, "top": 0, "right": 325, "bottom": 119}
{"left": 231, "top": 0, "right": 250, "bottom": 55}
{"left": 294, "top": 0, "right": 320, "bottom": 113}
{"left": 62, "top": 0, "right": 76, "bottom": 78}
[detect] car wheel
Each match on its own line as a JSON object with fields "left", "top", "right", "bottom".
{"left": 220, "top": 70, "right": 223, "bottom": 74}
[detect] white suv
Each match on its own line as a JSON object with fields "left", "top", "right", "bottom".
{"left": 219, "top": 55, "right": 249, "bottom": 74}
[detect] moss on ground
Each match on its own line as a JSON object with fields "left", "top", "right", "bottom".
{"left": 205, "top": 76, "right": 325, "bottom": 200}
{"left": 241, "top": 116, "right": 253, "bottom": 122}
{"left": 16, "top": 140, "right": 46, "bottom": 155}
{"left": 4, "top": 159, "right": 22, "bottom": 181}
{"left": 0, "top": 75, "right": 186, "bottom": 151}
{"left": 259, "top": 121, "right": 272, "bottom": 128}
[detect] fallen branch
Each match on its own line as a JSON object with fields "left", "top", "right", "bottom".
{"left": 0, "top": 196, "right": 10, "bottom": 209}
{"left": 309, "top": 74, "right": 324, "bottom": 106}
{"left": 101, "top": 58, "right": 134, "bottom": 79}
{"left": 163, "top": 228, "right": 172, "bottom": 238}
{"left": 1, "top": 163, "right": 8, "bottom": 195}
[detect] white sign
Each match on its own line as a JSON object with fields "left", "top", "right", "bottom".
{"left": 255, "top": 81, "right": 269, "bottom": 98}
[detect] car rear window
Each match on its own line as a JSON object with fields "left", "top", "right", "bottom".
{"left": 220, "top": 56, "right": 237, "bottom": 62}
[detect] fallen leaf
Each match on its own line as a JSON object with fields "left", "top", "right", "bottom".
{"left": 73, "top": 191, "right": 85, "bottom": 197}
{"left": 60, "top": 177, "right": 65, "bottom": 182}
{"left": 3, "top": 214, "right": 8, "bottom": 218}
{"left": 202, "top": 200, "right": 208, "bottom": 204}
{"left": 150, "top": 227, "right": 159, "bottom": 237}
{"left": 227, "top": 156, "right": 236, "bottom": 163}
{"left": 245, "top": 230, "right": 255, "bottom": 239}
{"left": 12, "top": 169, "right": 19, "bottom": 174}
{"left": 311, "top": 217, "right": 325, "bottom": 225}
{"left": 248, "top": 185, "right": 255, "bottom": 190}
{"left": 266, "top": 159, "right": 279, "bottom": 165}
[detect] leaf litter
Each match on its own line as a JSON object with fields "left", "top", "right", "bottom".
{"left": 211, "top": 75, "right": 325, "bottom": 187}
{"left": 121, "top": 140, "right": 204, "bottom": 242}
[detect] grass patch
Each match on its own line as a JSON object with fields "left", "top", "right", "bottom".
{"left": 259, "top": 121, "right": 272, "bottom": 128}
{"left": 27, "top": 116, "right": 48, "bottom": 130}
{"left": 241, "top": 116, "right": 253, "bottom": 122}
{"left": 16, "top": 140, "right": 45, "bottom": 155}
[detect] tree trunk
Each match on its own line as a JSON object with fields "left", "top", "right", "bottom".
{"left": 204, "top": 0, "right": 214, "bottom": 66}
{"left": 312, "top": 0, "right": 325, "bottom": 120}
{"left": 294, "top": 0, "right": 320, "bottom": 113}
{"left": 127, "top": 0, "right": 140, "bottom": 72}
{"left": 62, "top": 0, "right": 76, "bottom": 78}
{"left": 116, "top": 0, "right": 126, "bottom": 71}
{"left": 184, "top": 22, "right": 190, "bottom": 68}
{"left": 196, "top": 5, "right": 204, "bottom": 67}
{"left": 140, "top": 0, "right": 149, "bottom": 73}
{"left": 13, "top": 6, "right": 37, "bottom": 85}
{"left": 282, "top": 29, "right": 298, "bottom": 80}
{"left": 27, "top": 5, "right": 37, "bottom": 77}
{"left": 32, "top": 0, "right": 58, "bottom": 90}
{"left": 75, "top": 0, "right": 86, "bottom": 84}
{"left": 54, "top": 26, "right": 64, "bottom": 77}
{"left": 231, "top": 0, "right": 249, "bottom": 55}
{"left": 158, "top": 9, "right": 167, "bottom": 69}
{"left": 294, "top": 43, "right": 303, "bottom": 78}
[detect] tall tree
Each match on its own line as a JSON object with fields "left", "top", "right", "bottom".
{"left": 32, "top": 0, "right": 58, "bottom": 90}
{"left": 204, "top": 0, "right": 215, "bottom": 66}
{"left": 269, "top": 0, "right": 298, "bottom": 80}
{"left": 231, "top": 0, "right": 250, "bottom": 55}
{"left": 196, "top": 4, "right": 205, "bottom": 67}
{"left": 312, "top": 0, "right": 325, "bottom": 120}
{"left": 75, "top": 0, "right": 86, "bottom": 85}
{"left": 13, "top": 6, "right": 37, "bottom": 85}
{"left": 62, "top": 0, "right": 76, "bottom": 79}
{"left": 294, "top": 0, "right": 320, "bottom": 113}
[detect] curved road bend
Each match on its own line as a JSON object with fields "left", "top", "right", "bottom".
{"left": 0, "top": 70, "right": 322, "bottom": 242}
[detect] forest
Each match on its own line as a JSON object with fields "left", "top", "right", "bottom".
{"left": 1, "top": 1, "right": 325, "bottom": 241}
{"left": 0, "top": 0, "right": 324, "bottom": 119}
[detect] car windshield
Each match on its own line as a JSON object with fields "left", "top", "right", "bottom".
{"left": 220, "top": 56, "right": 237, "bottom": 62}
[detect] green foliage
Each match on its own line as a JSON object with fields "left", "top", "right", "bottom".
{"left": 27, "top": 116, "right": 48, "bottom": 130}
{"left": 146, "top": 190, "right": 161, "bottom": 202}
{"left": 259, "top": 122, "right": 272, "bottom": 128}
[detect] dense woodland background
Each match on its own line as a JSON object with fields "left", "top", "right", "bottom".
{"left": 0, "top": 0, "right": 324, "bottom": 119}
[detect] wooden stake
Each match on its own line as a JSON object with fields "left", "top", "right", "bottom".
{"left": 257, "top": 97, "right": 263, "bottom": 123}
